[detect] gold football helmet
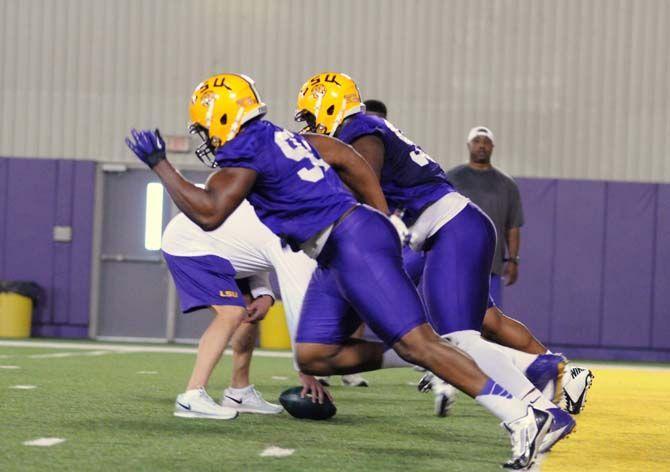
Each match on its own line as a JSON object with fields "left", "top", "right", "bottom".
{"left": 188, "top": 73, "right": 266, "bottom": 166}
{"left": 295, "top": 72, "right": 364, "bottom": 136}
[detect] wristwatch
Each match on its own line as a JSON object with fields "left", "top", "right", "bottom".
{"left": 505, "top": 256, "right": 520, "bottom": 265}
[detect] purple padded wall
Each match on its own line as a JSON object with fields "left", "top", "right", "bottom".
{"left": 505, "top": 179, "right": 670, "bottom": 362}
{"left": 652, "top": 185, "right": 670, "bottom": 349}
{"left": 0, "top": 157, "right": 95, "bottom": 338}
{"left": 601, "top": 183, "right": 656, "bottom": 348}
{"left": 550, "top": 181, "right": 606, "bottom": 346}
{"left": 1, "top": 156, "right": 668, "bottom": 360}
{"left": 5, "top": 159, "right": 58, "bottom": 324}
{"left": 0, "top": 159, "right": 7, "bottom": 275}
{"left": 504, "top": 179, "right": 556, "bottom": 341}
{"left": 69, "top": 163, "right": 95, "bottom": 327}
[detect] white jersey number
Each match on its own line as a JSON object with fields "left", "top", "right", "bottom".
{"left": 274, "top": 130, "right": 330, "bottom": 182}
{"left": 384, "top": 119, "right": 436, "bottom": 167}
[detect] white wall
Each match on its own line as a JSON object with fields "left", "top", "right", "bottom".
{"left": 1, "top": 0, "right": 668, "bottom": 181}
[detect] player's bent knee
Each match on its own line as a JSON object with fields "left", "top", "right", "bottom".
{"left": 295, "top": 343, "right": 342, "bottom": 375}
{"left": 481, "top": 306, "right": 503, "bottom": 340}
{"left": 393, "top": 324, "right": 442, "bottom": 366}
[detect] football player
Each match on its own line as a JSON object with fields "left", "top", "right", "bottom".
{"left": 295, "top": 72, "right": 574, "bottom": 454}
{"left": 127, "top": 73, "right": 552, "bottom": 469}
{"left": 402, "top": 247, "right": 593, "bottom": 416}
{"left": 160, "top": 198, "right": 329, "bottom": 419}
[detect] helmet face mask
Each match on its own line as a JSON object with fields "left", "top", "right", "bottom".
{"left": 295, "top": 72, "right": 364, "bottom": 136}
{"left": 294, "top": 110, "right": 320, "bottom": 134}
{"left": 188, "top": 73, "right": 266, "bottom": 166}
{"left": 188, "top": 123, "right": 218, "bottom": 168}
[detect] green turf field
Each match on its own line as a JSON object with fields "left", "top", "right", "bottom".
{"left": 0, "top": 343, "right": 510, "bottom": 471}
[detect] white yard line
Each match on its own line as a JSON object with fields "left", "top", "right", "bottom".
{"left": 0, "top": 365, "right": 20, "bottom": 369}
{"left": 0, "top": 340, "right": 293, "bottom": 358}
{"left": 28, "top": 351, "right": 112, "bottom": 359}
{"left": 260, "top": 446, "right": 295, "bottom": 457}
{"left": 10, "top": 385, "right": 36, "bottom": 389}
{"left": 23, "top": 438, "right": 66, "bottom": 447}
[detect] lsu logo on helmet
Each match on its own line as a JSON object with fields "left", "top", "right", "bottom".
{"left": 295, "top": 72, "right": 364, "bottom": 136}
{"left": 188, "top": 73, "right": 266, "bottom": 166}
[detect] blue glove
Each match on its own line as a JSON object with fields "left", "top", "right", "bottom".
{"left": 125, "top": 128, "right": 166, "bottom": 168}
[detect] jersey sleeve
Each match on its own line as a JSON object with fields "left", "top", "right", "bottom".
{"left": 338, "top": 114, "right": 386, "bottom": 144}
{"left": 214, "top": 128, "right": 265, "bottom": 173}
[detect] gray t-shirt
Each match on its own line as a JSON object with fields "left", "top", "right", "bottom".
{"left": 446, "top": 164, "right": 524, "bottom": 275}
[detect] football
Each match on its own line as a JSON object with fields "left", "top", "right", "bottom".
{"left": 278, "top": 386, "right": 337, "bottom": 420}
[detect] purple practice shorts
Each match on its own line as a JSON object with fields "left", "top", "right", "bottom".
{"left": 296, "top": 206, "right": 427, "bottom": 347}
{"left": 420, "top": 203, "right": 496, "bottom": 334}
{"left": 162, "top": 252, "right": 245, "bottom": 313}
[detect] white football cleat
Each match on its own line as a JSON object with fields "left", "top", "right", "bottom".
{"left": 562, "top": 366, "right": 594, "bottom": 414}
{"left": 341, "top": 374, "right": 369, "bottom": 387}
{"left": 434, "top": 383, "right": 457, "bottom": 417}
{"left": 221, "top": 385, "right": 284, "bottom": 414}
{"left": 539, "top": 407, "right": 576, "bottom": 453}
{"left": 417, "top": 371, "right": 436, "bottom": 393}
{"left": 174, "top": 388, "right": 239, "bottom": 420}
{"left": 417, "top": 372, "right": 458, "bottom": 416}
{"left": 502, "top": 407, "right": 552, "bottom": 470}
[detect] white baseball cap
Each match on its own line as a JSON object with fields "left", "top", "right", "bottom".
{"left": 467, "top": 126, "right": 495, "bottom": 144}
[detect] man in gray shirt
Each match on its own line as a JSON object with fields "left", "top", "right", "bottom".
{"left": 446, "top": 126, "right": 524, "bottom": 306}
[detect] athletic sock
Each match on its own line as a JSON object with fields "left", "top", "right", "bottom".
{"left": 448, "top": 331, "right": 549, "bottom": 401}
{"left": 493, "top": 344, "right": 540, "bottom": 373}
{"left": 475, "top": 379, "right": 528, "bottom": 423}
{"left": 227, "top": 385, "right": 253, "bottom": 395}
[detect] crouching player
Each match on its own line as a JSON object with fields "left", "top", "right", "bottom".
{"left": 295, "top": 72, "right": 573, "bottom": 454}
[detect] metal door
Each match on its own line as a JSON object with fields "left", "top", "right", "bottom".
{"left": 93, "top": 166, "right": 172, "bottom": 341}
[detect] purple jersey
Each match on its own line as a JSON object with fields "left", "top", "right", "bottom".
{"left": 215, "top": 119, "right": 356, "bottom": 250}
{"left": 337, "top": 113, "right": 455, "bottom": 225}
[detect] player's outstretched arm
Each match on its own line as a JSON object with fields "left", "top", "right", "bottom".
{"left": 303, "top": 133, "right": 389, "bottom": 214}
{"left": 156, "top": 163, "right": 256, "bottom": 231}
{"left": 125, "top": 128, "right": 256, "bottom": 231}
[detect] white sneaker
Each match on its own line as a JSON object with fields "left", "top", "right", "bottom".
{"left": 502, "top": 407, "right": 552, "bottom": 469}
{"left": 174, "top": 388, "right": 239, "bottom": 420}
{"left": 222, "top": 385, "right": 284, "bottom": 414}
{"left": 341, "top": 374, "right": 369, "bottom": 387}
{"left": 562, "top": 366, "right": 594, "bottom": 414}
